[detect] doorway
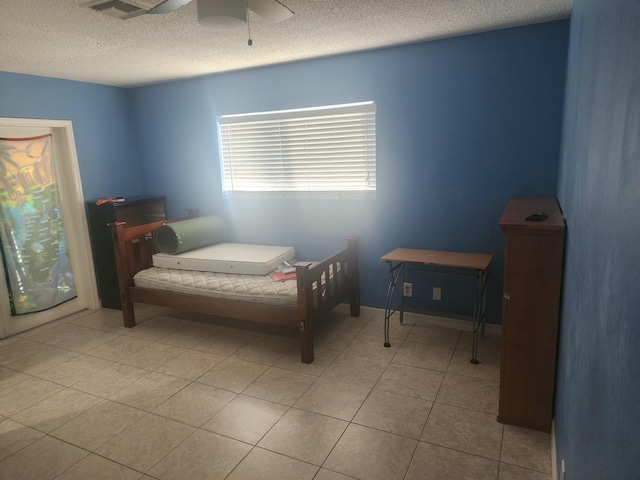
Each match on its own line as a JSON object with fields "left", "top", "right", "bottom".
{"left": 0, "top": 117, "right": 98, "bottom": 337}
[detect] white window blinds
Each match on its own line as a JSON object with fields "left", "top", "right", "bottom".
{"left": 218, "top": 102, "right": 376, "bottom": 192}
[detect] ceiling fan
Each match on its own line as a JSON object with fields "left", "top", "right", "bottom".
{"left": 85, "top": 0, "right": 294, "bottom": 29}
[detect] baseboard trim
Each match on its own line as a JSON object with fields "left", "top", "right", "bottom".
{"left": 359, "top": 305, "right": 501, "bottom": 336}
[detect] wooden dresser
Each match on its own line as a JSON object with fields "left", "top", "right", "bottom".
{"left": 86, "top": 196, "right": 165, "bottom": 309}
{"left": 498, "top": 197, "right": 565, "bottom": 432}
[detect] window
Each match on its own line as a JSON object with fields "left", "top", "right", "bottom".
{"left": 218, "top": 102, "right": 376, "bottom": 193}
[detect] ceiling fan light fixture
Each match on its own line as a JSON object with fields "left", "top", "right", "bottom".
{"left": 197, "top": 0, "right": 246, "bottom": 29}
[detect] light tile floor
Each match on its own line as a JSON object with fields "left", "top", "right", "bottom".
{"left": 0, "top": 305, "right": 553, "bottom": 480}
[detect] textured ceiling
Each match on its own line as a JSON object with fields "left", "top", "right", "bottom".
{"left": 0, "top": 0, "right": 572, "bottom": 88}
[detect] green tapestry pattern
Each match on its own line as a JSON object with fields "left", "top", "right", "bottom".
{"left": 0, "top": 134, "right": 77, "bottom": 315}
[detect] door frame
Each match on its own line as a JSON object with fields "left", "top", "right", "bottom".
{"left": 0, "top": 117, "right": 99, "bottom": 337}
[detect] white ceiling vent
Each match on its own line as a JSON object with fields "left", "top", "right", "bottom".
{"left": 83, "top": 0, "right": 152, "bottom": 20}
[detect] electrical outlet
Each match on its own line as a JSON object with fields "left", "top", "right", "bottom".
{"left": 403, "top": 282, "right": 412, "bottom": 297}
{"left": 433, "top": 287, "right": 441, "bottom": 301}
{"left": 560, "top": 459, "right": 566, "bottom": 480}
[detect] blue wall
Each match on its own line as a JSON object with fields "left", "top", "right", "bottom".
{"left": 555, "top": 0, "right": 640, "bottom": 477}
{"left": 131, "top": 21, "right": 569, "bottom": 318}
{"left": 0, "top": 72, "right": 142, "bottom": 200}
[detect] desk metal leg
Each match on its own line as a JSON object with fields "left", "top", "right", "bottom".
{"left": 470, "top": 269, "right": 489, "bottom": 364}
{"left": 399, "top": 266, "right": 405, "bottom": 326}
{"left": 480, "top": 271, "right": 488, "bottom": 339}
{"left": 383, "top": 262, "right": 405, "bottom": 348}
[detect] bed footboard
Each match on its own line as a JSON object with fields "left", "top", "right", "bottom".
{"left": 296, "top": 236, "right": 360, "bottom": 363}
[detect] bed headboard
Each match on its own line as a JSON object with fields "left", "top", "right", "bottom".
{"left": 110, "top": 211, "right": 198, "bottom": 289}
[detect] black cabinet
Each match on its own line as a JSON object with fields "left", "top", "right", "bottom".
{"left": 86, "top": 196, "right": 165, "bottom": 309}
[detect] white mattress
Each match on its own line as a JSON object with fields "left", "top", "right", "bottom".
{"left": 134, "top": 268, "right": 298, "bottom": 307}
{"left": 152, "top": 243, "right": 295, "bottom": 275}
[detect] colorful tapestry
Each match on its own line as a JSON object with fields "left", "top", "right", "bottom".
{"left": 0, "top": 134, "right": 77, "bottom": 315}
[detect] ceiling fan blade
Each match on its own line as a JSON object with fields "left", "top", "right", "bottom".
{"left": 146, "top": 0, "right": 193, "bottom": 14}
{"left": 248, "top": 0, "right": 293, "bottom": 22}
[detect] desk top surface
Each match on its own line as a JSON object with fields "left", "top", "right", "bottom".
{"left": 381, "top": 248, "right": 493, "bottom": 270}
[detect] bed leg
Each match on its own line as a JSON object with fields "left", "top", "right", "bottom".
{"left": 300, "top": 319, "right": 314, "bottom": 364}
{"left": 346, "top": 236, "right": 361, "bottom": 318}
{"left": 122, "top": 301, "right": 136, "bottom": 328}
{"left": 350, "top": 292, "right": 360, "bottom": 318}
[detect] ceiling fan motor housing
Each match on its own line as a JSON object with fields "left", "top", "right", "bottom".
{"left": 197, "top": 0, "right": 247, "bottom": 29}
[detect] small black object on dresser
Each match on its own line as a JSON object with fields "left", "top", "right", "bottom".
{"left": 86, "top": 196, "right": 166, "bottom": 309}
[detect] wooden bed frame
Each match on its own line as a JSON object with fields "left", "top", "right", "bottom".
{"left": 110, "top": 216, "right": 360, "bottom": 363}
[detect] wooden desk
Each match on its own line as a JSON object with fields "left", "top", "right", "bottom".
{"left": 381, "top": 248, "right": 493, "bottom": 364}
